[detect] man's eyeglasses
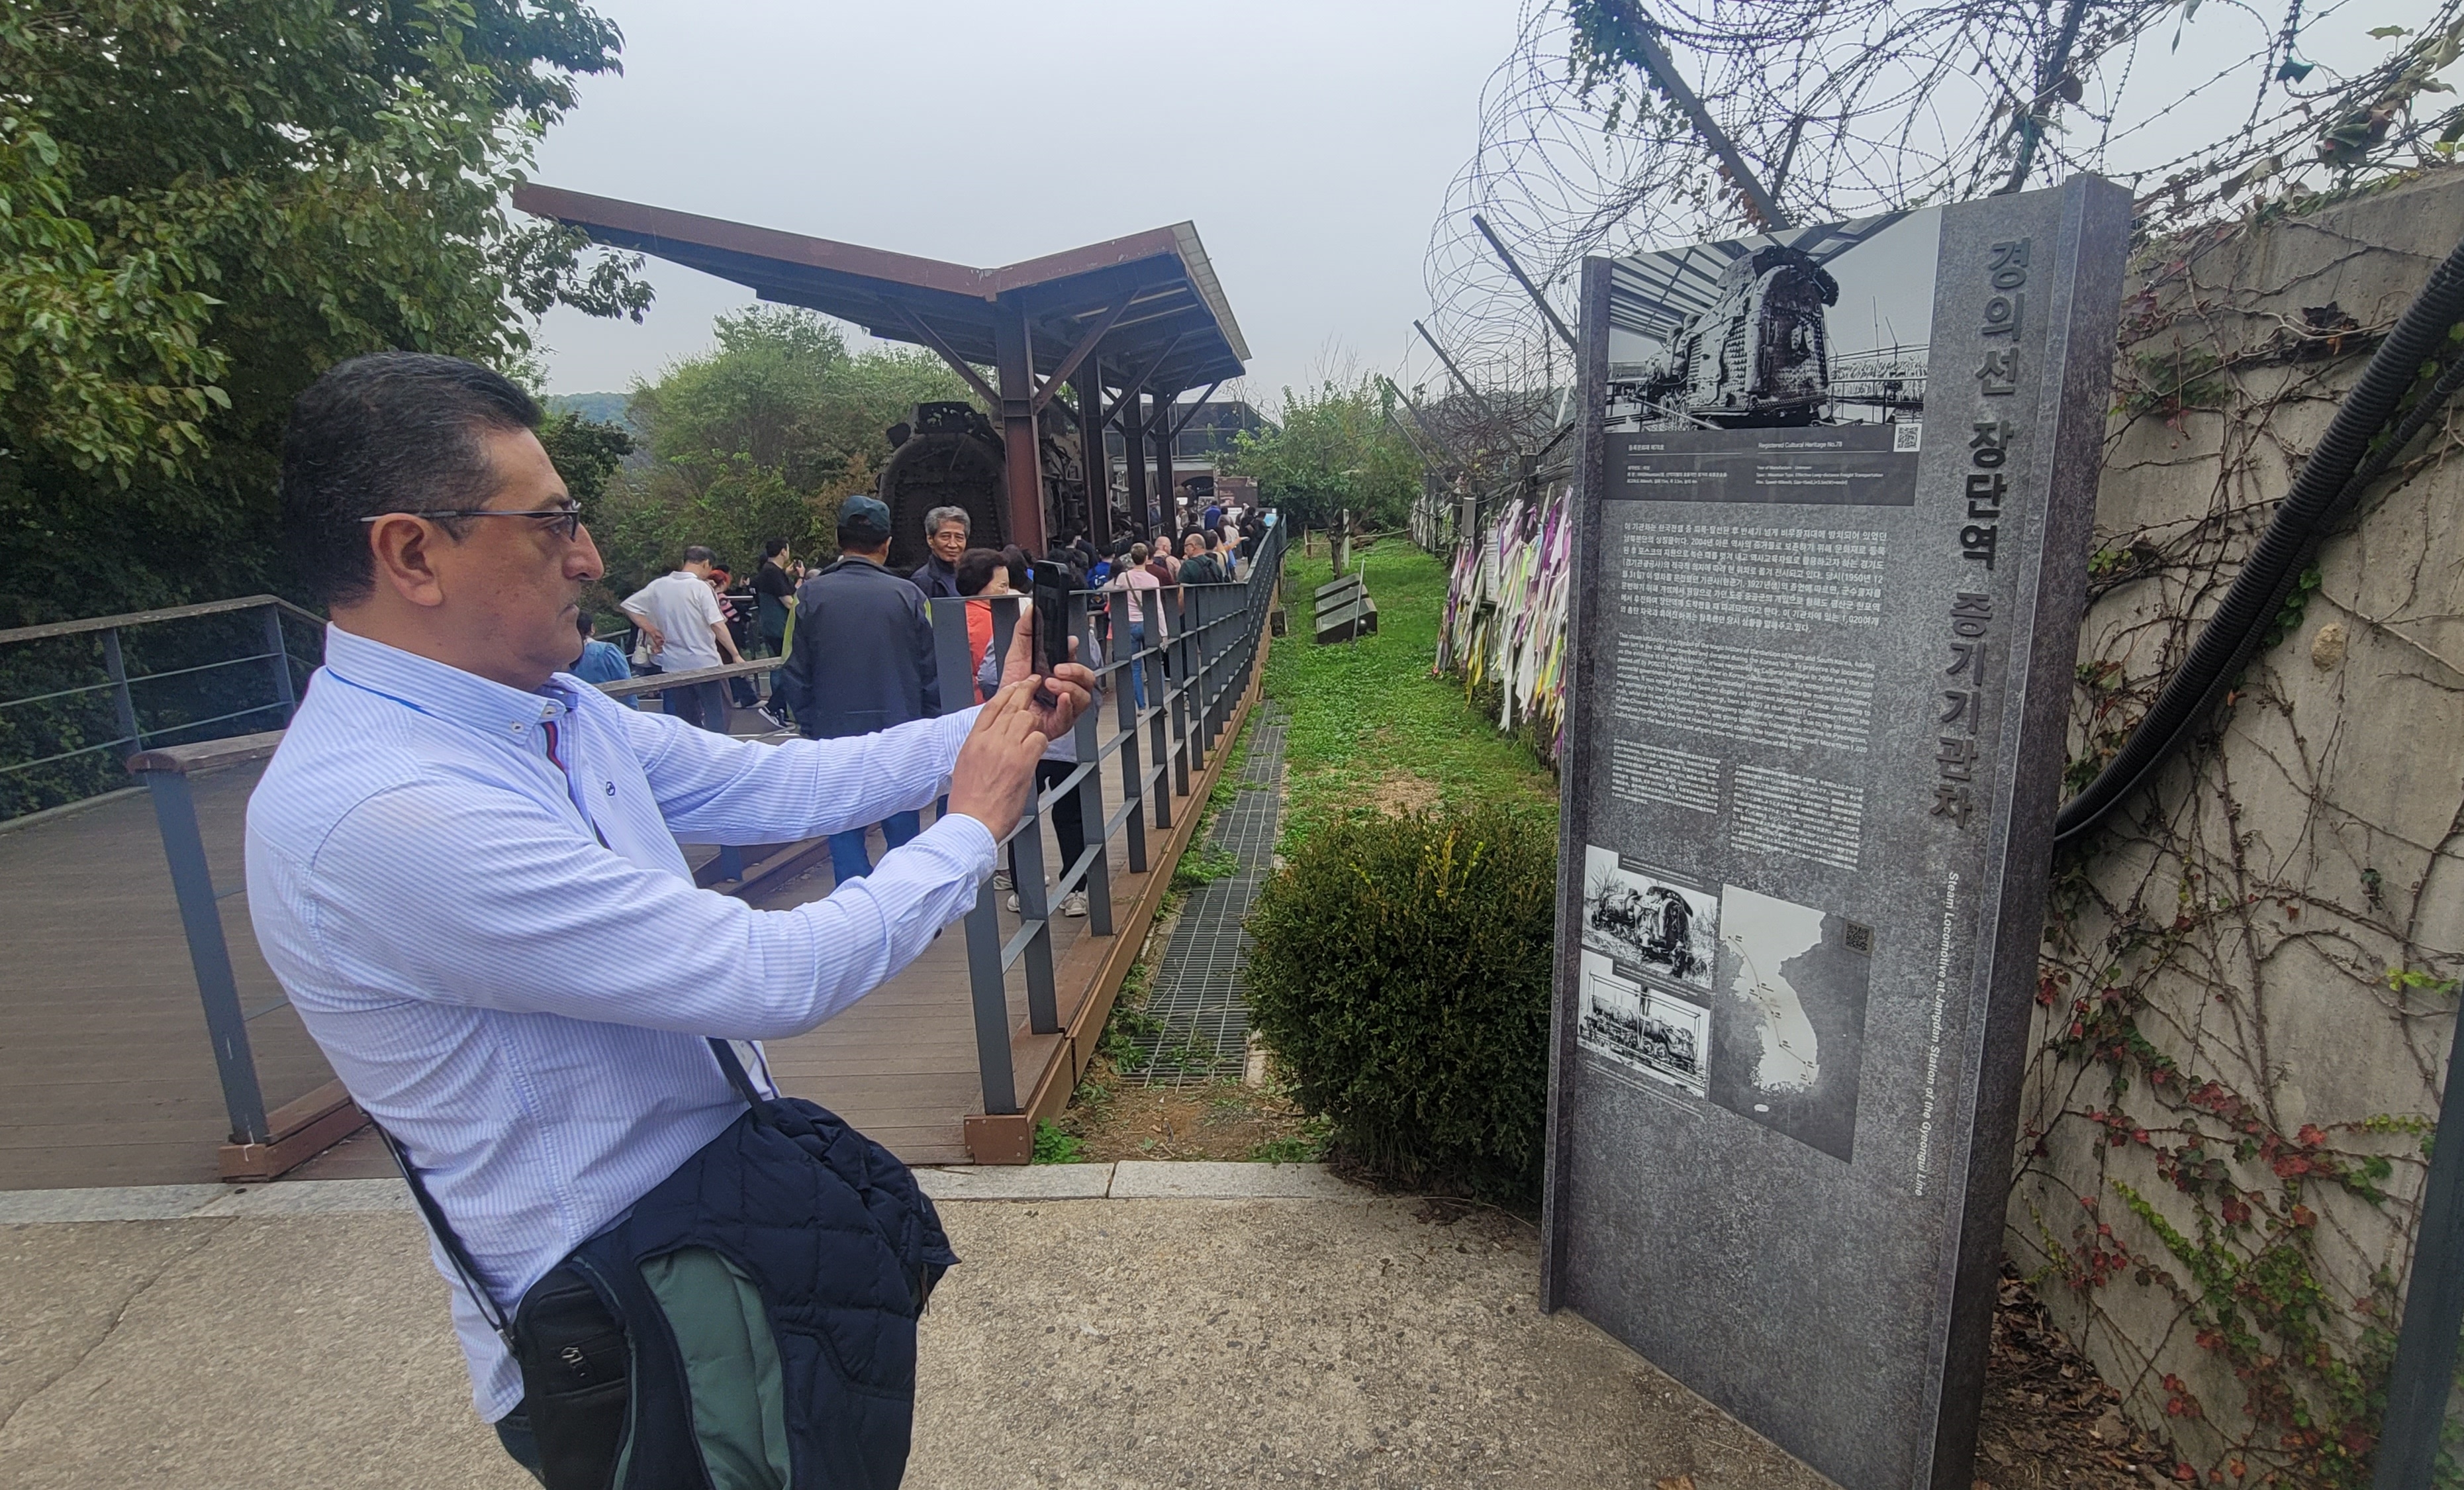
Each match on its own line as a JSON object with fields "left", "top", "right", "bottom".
{"left": 360, "top": 505, "right": 586, "bottom": 540}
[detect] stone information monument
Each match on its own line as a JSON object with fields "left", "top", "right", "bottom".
{"left": 1544, "top": 176, "right": 2132, "bottom": 1489}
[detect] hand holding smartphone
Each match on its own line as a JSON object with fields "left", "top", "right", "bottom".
{"left": 1027, "top": 561, "right": 1072, "bottom": 705}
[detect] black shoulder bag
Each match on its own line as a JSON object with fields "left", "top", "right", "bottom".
{"left": 379, "top": 1037, "right": 954, "bottom": 1490}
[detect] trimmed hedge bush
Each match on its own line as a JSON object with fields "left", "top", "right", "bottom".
{"left": 1243, "top": 805, "right": 1557, "bottom": 1198}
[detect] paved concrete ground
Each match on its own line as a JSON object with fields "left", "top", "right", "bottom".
{"left": 0, "top": 1181, "right": 1827, "bottom": 1490}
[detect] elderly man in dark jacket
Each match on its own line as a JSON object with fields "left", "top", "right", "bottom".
{"left": 782, "top": 494, "right": 943, "bottom": 882}
{"left": 908, "top": 505, "right": 970, "bottom": 599}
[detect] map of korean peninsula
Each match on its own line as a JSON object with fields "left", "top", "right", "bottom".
{"left": 1707, "top": 883, "right": 1874, "bottom": 1162}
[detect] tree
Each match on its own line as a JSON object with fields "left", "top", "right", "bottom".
{"left": 0, "top": 0, "right": 649, "bottom": 625}
{"left": 1219, "top": 379, "right": 1425, "bottom": 534}
{"left": 590, "top": 306, "right": 977, "bottom": 591}
{"left": 536, "top": 411, "right": 634, "bottom": 508}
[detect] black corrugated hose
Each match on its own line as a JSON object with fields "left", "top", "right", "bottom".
{"left": 2052, "top": 230, "right": 2464, "bottom": 848}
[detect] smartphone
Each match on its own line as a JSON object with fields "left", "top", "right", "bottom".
{"left": 1029, "top": 562, "right": 1071, "bottom": 677}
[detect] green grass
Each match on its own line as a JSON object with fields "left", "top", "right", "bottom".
{"left": 1171, "top": 843, "right": 1239, "bottom": 889}
{"left": 1249, "top": 1116, "right": 1334, "bottom": 1166}
{"left": 1031, "top": 1120, "right": 1089, "bottom": 1164}
{"left": 1266, "top": 541, "right": 1558, "bottom": 847}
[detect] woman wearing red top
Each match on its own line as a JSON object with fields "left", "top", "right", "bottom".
{"left": 953, "top": 547, "right": 1027, "bottom": 704}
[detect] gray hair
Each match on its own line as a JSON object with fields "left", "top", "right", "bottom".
{"left": 924, "top": 505, "right": 971, "bottom": 536}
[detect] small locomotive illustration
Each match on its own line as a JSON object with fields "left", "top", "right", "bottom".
{"left": 1633, "top": 245, "right": 1840, "bottom": 428}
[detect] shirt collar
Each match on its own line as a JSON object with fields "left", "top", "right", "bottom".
{"left": 320, "top": 624, "right": 574, "bottom": 744}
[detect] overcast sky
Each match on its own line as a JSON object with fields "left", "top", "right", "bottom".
{"left": 529, "top": 0, "right": 1523, "bottom": 409}
{"left": 530, "top": 0, "right": 2451, "bottom": 411}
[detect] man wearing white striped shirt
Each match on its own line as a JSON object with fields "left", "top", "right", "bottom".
{"left": 244, "top": 352, "right": 1091, "bottom": 1471}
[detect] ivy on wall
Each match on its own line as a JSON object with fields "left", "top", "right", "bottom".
{"left": 2014, "top": 176, "right": 2464, "bottom": 1489}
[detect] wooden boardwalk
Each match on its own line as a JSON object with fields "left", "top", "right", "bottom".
{"left": 0, "top": 683, "right": 1245, "bottom": 1188}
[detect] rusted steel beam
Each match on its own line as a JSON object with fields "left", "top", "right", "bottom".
{"left": 889, "top": 302, "right": 1002, "bottom": 409}
{"left": 1103, "top": 332, "right": 1185, "bottom": 422}
{"left": 1149, "top": 390, "right": 1178, "bottom": 530}
{"left": 1031, "top": 293, "right": 1133, "bottom": 413}
{"left": 1119, "top": 382, "right": 1151, "bottom": 540}
{"left": 1072, "top": 363, "right": 1111, "bottom": 550}
{"left": 1164, "top": 381, "right": 1223, "bottom": 442}
{"left": 993, "top": 297, "right": 1049, "bottom": 554}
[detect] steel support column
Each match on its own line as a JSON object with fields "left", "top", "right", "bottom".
{"left": 1119, "top": 389, "right": 1151, "bottom": 542}
{"left": 2373, "top": 1003, "right": 2464, "bottom": 1489}
{"left": 992, "top": 297, "right": 1048, "bottom": 555}
{"left": 1149, "top": 389, "right": 1178, "bottom": 536}
{"left": 1072, "top": 364, "right": 1111, "bottom": 552}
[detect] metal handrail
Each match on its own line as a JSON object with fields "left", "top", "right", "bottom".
{"left": 924, "top": 519, "right": 1288, "bottom": 1121}
{"left": 2, "top": 594, "right": 318, "bottom": 821}
{"left": 0, "top": 593, "right": 324, "bottom": 647}
{"left": 98, "top": 528, "right": 1288, "bottom": 1161}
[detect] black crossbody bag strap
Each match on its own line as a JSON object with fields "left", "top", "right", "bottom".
{"left": 373, "top": 1120, "right": 516, "bottom": 1350}
{"left": 375, "top": 1037, "right": 762, "bottom": 1343}
{"left": 704, "top": 1036, "right": 765, "bottom": 1110}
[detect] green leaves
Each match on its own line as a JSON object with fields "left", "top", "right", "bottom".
{"left": 0, "top": 116, "right": 228, "bottom": 481}
{"left": 0, "top": 0, "right": 643, "bottom": 625}
{"left": 1219, "top": 378, "right": 1422, "bottom": 534}
{"left": 587, "top": 305, "right": 979, "bottom": 591}
{"left": 1244, "top": 803, "right": 1559, "bottom": 1199}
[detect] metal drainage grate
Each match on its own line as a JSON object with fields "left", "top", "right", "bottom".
{"left": 1130, "top": 706, "right": 1286, "bottom": 1086}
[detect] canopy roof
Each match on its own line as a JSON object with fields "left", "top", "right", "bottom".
{"left": 513, "top": 185, "right": 1249, "bottom": 393}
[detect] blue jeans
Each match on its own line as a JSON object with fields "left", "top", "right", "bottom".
{"left": 1127, "top": 622, "right": 1148, "bottom": 709}
{"left": 829, "top": 811, "right": 921, "bottom": 883}
{"left": 657, "top": 676, "right": 731, "bottom": 734}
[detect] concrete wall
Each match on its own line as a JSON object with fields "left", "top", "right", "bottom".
{"left": 2009, "top": 170, "right": 2464, "bottom": 1484}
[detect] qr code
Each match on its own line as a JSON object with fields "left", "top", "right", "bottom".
{"left": 1892, "top": 422, "right": 1924, "bottom": 454}
{"left": 1844, "top": 922, "right": 1875, "bottom": 955}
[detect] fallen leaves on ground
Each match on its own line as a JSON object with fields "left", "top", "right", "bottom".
{"left": 1975, "top": 1267, "right": 2190, "bottom": 1488}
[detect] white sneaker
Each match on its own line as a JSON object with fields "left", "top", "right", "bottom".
{"left": 1061, "top": 891, "right": 1090, "bottom": 918}
{"left": 1006, "top": 891, "right": 1021, "bottom": 913}
{"left": 992, "top": 869, "right": 1013, "bottom": 891}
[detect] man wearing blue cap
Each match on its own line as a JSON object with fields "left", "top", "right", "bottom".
{"left": 780, "top": 493, "right": 942, "bottom": 881}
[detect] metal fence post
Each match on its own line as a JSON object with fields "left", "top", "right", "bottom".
{"left": 101, "top": 626, "right": 142, "bottom": 755}
{"left": 1200, "top": 584, "right": 1225, "bottom": 749}
{"left": 1108, "top": 591, "right": 1150, "bottom": 875}
{"left": 137, "top": 766, "right": 270, "bottom": 1146}
{"left": 983, "top": 593, "right": 1060, "bottom": 1036}
{"left": 1184, "top": 585, "right": 1211, "bottom": 777}
{"left": 1144, "top": 617, "right": 1174, "bottom": 830}
{"left": 262, "top": 604, "right": 297, "bottom": 722}
{"left": 962, "top": 883, "right": 1018, "bottom": 1115}
{"left": 2371, "top": 1006, "right": 2464, "bottom": 1489}
{"left": 1167, "top": 586, "right": 1194, "bottom": 797}
{"left": 1069, "top": 592, "right": 1113, "bottom": 937}
{"left": 926, "top": 597, "right": 1021, "bottom": 1115}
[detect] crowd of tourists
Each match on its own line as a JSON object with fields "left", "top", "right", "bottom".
{"left": 608, "top": 491, "right": 1264, "bottom": 770}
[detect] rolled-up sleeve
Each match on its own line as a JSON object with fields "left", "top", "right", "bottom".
{"left": 305, "top": 780, "right": 994, "bottom": 1040}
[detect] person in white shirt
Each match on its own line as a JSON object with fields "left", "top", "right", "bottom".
{"left": 621, "top": 546, "right": 742, "bottom": 732}
{"left": 246, "top": 351, "right": 1090, "bottom": 1475}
